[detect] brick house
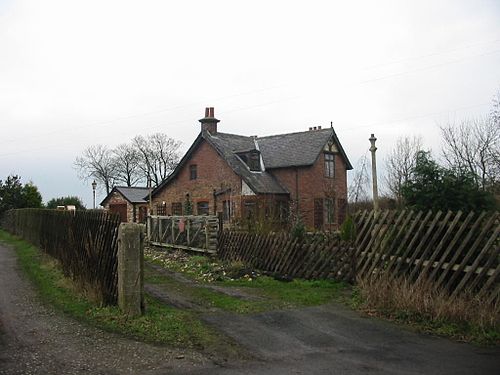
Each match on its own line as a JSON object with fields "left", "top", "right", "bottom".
{"left": 100, "top": 186, "right": 150, "bottom": 223}
{"left": 151, "top": 108, "right": 352, "bottom": 230}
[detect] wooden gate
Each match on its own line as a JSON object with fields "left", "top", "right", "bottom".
{"left": 147, "top": 215, "right": 219, "bottom": 254}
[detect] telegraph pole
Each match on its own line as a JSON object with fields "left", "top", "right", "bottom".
{"left": 369, "top": 134, "right": 379, "bottom": 213}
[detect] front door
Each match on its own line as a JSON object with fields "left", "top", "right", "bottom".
{"left": 314, "top": 198, "right": 323, "bottom": 230}
{"left": 109, "top": 203, "right": 128, "bottom": 222}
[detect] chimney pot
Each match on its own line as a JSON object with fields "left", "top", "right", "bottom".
{"left": 318, "top": 126, "right": 322, "bottom": 130}
{"left": 199, "top": 107, "right": 220, "bottom": 133}
{"left": 309, "top": 127, "right": 312, "bottom": 131}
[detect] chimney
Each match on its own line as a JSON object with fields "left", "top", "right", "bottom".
{"left": 199, "top": 107, "right": 220, "bottom": 133}
{"left": 318, "top": 126, "right": 321, "bottom": 130}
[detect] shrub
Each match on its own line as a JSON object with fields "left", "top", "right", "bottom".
{"left": 339, "top": 216, "right": 356, "bottom": 242}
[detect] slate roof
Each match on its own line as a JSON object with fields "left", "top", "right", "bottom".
{"left": 258, "top": 128, "right": 353, "bottom": 170}
{"left": 100, "top": 186, "right": 149, "bottom": 206}
{"left": 205, "top": 133, "right": 289, "bottom": 194}
{"left": 152, "top": 126, "right": 352, "bottom": 197}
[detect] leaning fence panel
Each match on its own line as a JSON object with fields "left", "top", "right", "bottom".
{"left": 1, "top": 209, "right": 121, "bottom": 305}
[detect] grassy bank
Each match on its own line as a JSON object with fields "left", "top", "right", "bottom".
{"left": 353, "top": 275, "right": 500, "bottom": 345}
{"left": 144, "top": 247, "right": 350, "bottom": 313}
{"left": 0, "top": 230, "right": 241, "bottom": 355}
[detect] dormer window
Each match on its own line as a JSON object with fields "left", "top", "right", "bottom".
{"left": 248, "top": 151, "right": 260, "bottom": 171}
{"left": 237, "top": 150, "right": 261, "bottom": 172}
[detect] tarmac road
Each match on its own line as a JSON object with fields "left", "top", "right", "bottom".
{"left": 1, "top": 242, "right": 499, "bottom": 374}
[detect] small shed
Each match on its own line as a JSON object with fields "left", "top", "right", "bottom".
{"left": 100, "top": 186, "right": 150, "bottom": 223}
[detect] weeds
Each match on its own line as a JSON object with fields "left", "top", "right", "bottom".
{"left": 355, "top": 274, "right": 499, "bottom": 345}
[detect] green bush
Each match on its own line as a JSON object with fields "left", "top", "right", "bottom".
{"left": 339, "top": 216, "right": 356, "bottom": 242}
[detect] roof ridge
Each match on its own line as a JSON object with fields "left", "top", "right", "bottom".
{"left": 116, "top": 186, "right": 149, "bottom": 189}
{"left": 258, "top": 128, "right": 332, "bottom": 139}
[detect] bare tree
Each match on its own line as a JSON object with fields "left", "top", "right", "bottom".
{"left": 74, "top": 145, "right": 116, "bottom": 194}
{"left": 491, "top": 90, "right": 500, "bottom": 127}
{"left": 384, "top": 136, "right": 423, "bottom": 204}
{"left": 112, "top": 143, "right": 142, "bottom": 187}
{"left": 133, "top": 133, "right": 181, "bottom": 187}
{"left": 440, "top": 117, "right": 499, "bottom": 192}
{"left": 348, "top": 154, "right": 371, "bottom": 203}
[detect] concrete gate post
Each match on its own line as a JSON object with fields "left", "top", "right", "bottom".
{"left": 117, "top": 223, "right": 145, "bottom": 316}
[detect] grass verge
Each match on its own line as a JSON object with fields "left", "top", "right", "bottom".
{"left": 145, "top": 246, "right": 350, "bottom": 314}
{"left": 0, "top": 230, "right": 241, "bottom": 354}
{"left": 353, "top": 275, "right": 500, "bottom": 345}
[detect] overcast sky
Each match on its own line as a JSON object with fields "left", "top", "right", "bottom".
{"left": 1, "top": 0, "right": 499, "bottom": 207}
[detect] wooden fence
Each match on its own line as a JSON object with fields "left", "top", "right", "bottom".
{"left": 218, "top": 231, "right": 355, "bottom": 282}
{"left": 147, "top": 215, "right": 219, "bottom": 254}
{"left": 218, "top": 210, "right": 499, "bottom": 302}
{"left": 352, "top": 210, "right": 499, "bottom": 303}
{"left": 1, "top": 209, "right": 121, "bottom": 305}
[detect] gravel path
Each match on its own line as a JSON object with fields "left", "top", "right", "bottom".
{"left": 0, "top": 243, "right": 211, "bottom": 375}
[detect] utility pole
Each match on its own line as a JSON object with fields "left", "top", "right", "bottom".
{"left": 369, "top": 134, "right": 379, "bottom": 213}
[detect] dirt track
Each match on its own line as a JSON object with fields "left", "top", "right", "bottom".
{"left": 0, "top": 243, "right": 210, "bottom": 375}
{"left": 1, "top": 242, "right": 499, "bottom": 374}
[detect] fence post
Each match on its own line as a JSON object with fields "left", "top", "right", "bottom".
{"left": 117, "top": 223, "right": 144, "bottom": 317}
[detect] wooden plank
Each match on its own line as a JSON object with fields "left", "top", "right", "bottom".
{"left": 356, "top": 210, "right": 392, "bottom": 278}
{"left": 150, "top": 242, "right": 217, "bottom": 255}
{"left": 436, "top": 211, "right": 487, "bottom": 289}
{"left": 274, "top": 236, "right": 298, "bottom": 274}
{"left": 480, "top": 264, "right": 499, "bottom": 301}
{"left": 429, "top": 211, "right": 475, "bottom": 282}
{"left": 417, "top": 211, "right": 463, "bottom": 282}
{"left": 451, "top": 222, "right": 499, "bottom": 297}
{"left": 408, "top": 210, "right": 450, "bottom": 281}
{"left": 392, "top": 210, "right": 433, "bottom": 277}
{"left": 382, "top": 210, "right": 415, "bottom": 275}
{"left": 364, "top": 210, "right": 403, "bottom": 278}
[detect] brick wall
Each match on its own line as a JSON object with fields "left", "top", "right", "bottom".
{"left": 269, "top": 152, "right": 348, "bottom": 230}
{"left": 153, "top": 140, "right": 246, "bottom": 218}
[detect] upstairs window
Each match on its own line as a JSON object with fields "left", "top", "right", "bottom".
{"left": 324, "top": 153, "right": 335, "bottom": 178}
{"left": 190, "top": 164, "right": 197, "bottom": 180}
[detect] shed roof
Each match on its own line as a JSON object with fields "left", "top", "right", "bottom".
{"left": 100, "top": 186, "right": 149, "bottom": 206}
